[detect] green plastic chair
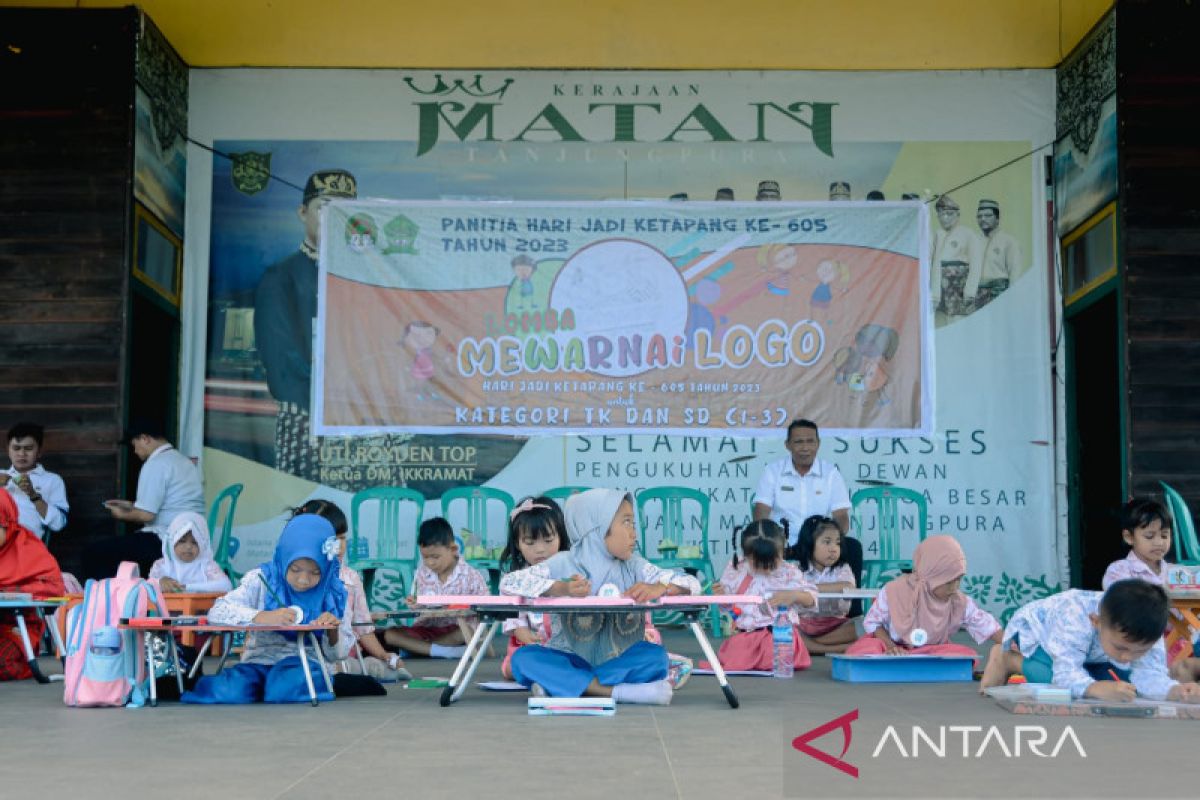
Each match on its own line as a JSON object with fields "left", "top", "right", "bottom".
{"left": 350, "top": 487, "right": 426, "bottom": 607}
{"left": 1161, "top": 482, "right": 1200, "bottom": 565}
{"left": 207, "top": 483, "right": 244, "bottom": 584}
{"left": 542, "top": 486, "right": 590, "bottom": 505}
{"left": 440, "top": 486, "right": 515, "bottom": 591}
{"left": 635, "top": 487, "right": 720, "bottom": 636}
{"left": 852, "top": 486, "right": 929, "bottom": 590}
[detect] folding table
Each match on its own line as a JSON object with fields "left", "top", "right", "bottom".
{"left": 814, "top": 588, "right": 879, "bottom": 599}
{"left": 119, "top": 619, "right": 337, "bottom": 706}
{"left": 0, "top": 598, "right": 67, "bottom": 683}
{"left": 160, "top": 592, "right": 223, "bottom": 648}
{"left": 418, "top": 594, "right": 761, "bottom": 709}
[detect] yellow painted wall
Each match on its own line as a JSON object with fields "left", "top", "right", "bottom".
{"left": 11, "top": 0, "right": 1112, "bottom": 68}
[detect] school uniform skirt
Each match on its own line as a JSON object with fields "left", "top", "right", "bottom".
{"left": 795, "top": 615, "right": 851, "bottom": 638}
{"left": 846, "top": 633, "right": 978, "bottom": 664}
{"left": 711, "top": 625, "right": 812, "bottom": 672}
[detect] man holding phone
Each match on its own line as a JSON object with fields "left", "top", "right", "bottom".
{"left": 81, "top": 418, "right": 205, "bottom": 580}
{"left": 5, "top": 422, "right": 68, "bottom": 542}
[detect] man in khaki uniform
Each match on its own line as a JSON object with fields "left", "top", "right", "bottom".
{"left": 930, "top": 194, "right": 983, "bottom": 321}
{"left": 974, "top": 199, "right": 1023, "bottom": 309}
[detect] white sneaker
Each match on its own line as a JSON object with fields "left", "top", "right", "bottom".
{"left": 613, "top": 679, "right": 673, "bottom": 705}
{"left": 362, "top": 657, "right": 405, "bottom": 683}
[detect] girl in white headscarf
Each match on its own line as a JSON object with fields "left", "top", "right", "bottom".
{"left": 499, "top": 488, "right": 701, "bottom": 705}
{"left": 148, "top": 512, "right": 233, "bottom": 593}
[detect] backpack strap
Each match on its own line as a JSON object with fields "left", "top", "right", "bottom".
{"left": 727, "top": 573, "right": 758, "bottom": 621}
{"left": 122, "top": 585, "right": 145, "bottom": 681}
{"left": 109, "top": 579, "right": 117, "bottom": 622}
{"left": 143, "top": 580, "right": 166, "bottom": 618}
{"left": 146, "top": 580, "right": 164, "bottom": 616}
{"left": 116, "top": 561, "right": 141, "bottom": 581}
{"left": 122, "top": 581, "right": 160, "bottom": 707}
{"left": 67, "top": 580, "right": 96, "bottom": 654}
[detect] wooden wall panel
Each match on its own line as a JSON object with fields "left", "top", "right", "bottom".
{"left": 1117, "top": 0, "right": 1200, "bottom": 508}
{"left": 0, "top": 7, "right": 137, "bottom": 570}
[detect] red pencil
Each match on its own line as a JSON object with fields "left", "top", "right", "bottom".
{"left": 1107, "top": 668, "right": 1135, "bottom": 689}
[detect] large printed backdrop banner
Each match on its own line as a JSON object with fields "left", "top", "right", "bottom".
{"left": 188, "top": 69, "right": 1059, "bottom": 620}
{"left": 314, "top": 201, "right": 930, "bottom": 438}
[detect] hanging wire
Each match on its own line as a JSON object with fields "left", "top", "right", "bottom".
{"left": 924, "top": 139, "right": 1058, "bottom": 203}
{"left": 181, "top": 131, "right": 1064, "bottom": 205}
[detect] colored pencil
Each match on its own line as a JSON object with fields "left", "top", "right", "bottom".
{"left": 1107, "top": 668, "right": 1135, "bottom": 690}
{"left": 257, "top": 573, "right": 287, "bottom": 607}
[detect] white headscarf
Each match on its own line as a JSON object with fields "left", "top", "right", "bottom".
{"left": 161, "top": 512, "right": 217, "bottom": 588}
{"left": 540, "top": 489, "right": 648, "bottom": 664}
{"left": 541, "top": 489, "right": 641, "bottom": 591}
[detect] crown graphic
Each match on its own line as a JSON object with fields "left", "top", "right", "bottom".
{"left": 404, "top": 73, "right": 514, "bottom": 99}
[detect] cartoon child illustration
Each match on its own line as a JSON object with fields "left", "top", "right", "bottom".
{"left": 757, "top": 243, "right": 799, "bottom": 297}
{"left": 400, "top": 321, "right": 443, "bottom": 401}
{"left": 685, "top": 278, "right": 727, "bottom": 350}
{"left": 810, "top": 258, "right": 850, "bottom": 314}
{"left": 833, "top": 324, "right": 899, "bottom": 408}
{"left": 510, "top": 254, "right": 538, "bottom": 311}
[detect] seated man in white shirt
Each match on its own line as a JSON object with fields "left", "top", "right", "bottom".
{"left": 753, "top": 419, "right": 851, "bottom": 534}
{"left": 752, "top": 418, "right": 862, "bottom": 606}
{"left": 5, "top": 422, "right": 69, "bottom": 542}
{"left": 81, "top": 418, "right": 206, "bottom": 580}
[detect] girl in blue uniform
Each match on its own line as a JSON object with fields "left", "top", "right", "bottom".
{"left": 182, "top": 514, "right": 351, "bottom": 704}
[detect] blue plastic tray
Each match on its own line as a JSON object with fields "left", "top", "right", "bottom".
{"left": 829, "top": 654, "right": 974, "bottom": 683}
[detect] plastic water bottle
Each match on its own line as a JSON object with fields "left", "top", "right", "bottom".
{"left": 90, "top": 627, "right": 121, "bottom": 656}
{"left": 772, "top": 611, "right": 794, "bottom": 678}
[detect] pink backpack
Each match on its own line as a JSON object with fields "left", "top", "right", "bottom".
{"left": 63, "top": 562, "right": 166, "bottom": 707}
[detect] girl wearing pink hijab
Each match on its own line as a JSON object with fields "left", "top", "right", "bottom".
{"left": 846, "top": 535, "right": 1002, "bottom": 663}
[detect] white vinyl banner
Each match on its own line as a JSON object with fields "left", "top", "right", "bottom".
{"left": 185, "top": 69, "right": 1060, "bottom": 621}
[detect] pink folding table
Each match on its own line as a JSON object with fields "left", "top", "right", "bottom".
{"left": 415, "top": 594, "right": 761, "bottom": 709}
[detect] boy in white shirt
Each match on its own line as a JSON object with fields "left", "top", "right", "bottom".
{"left": 378, "top": 517, "right": 489, "bottom": 659}
{"left": 980, "top": 579, "right": 1200, "bottom": 703}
